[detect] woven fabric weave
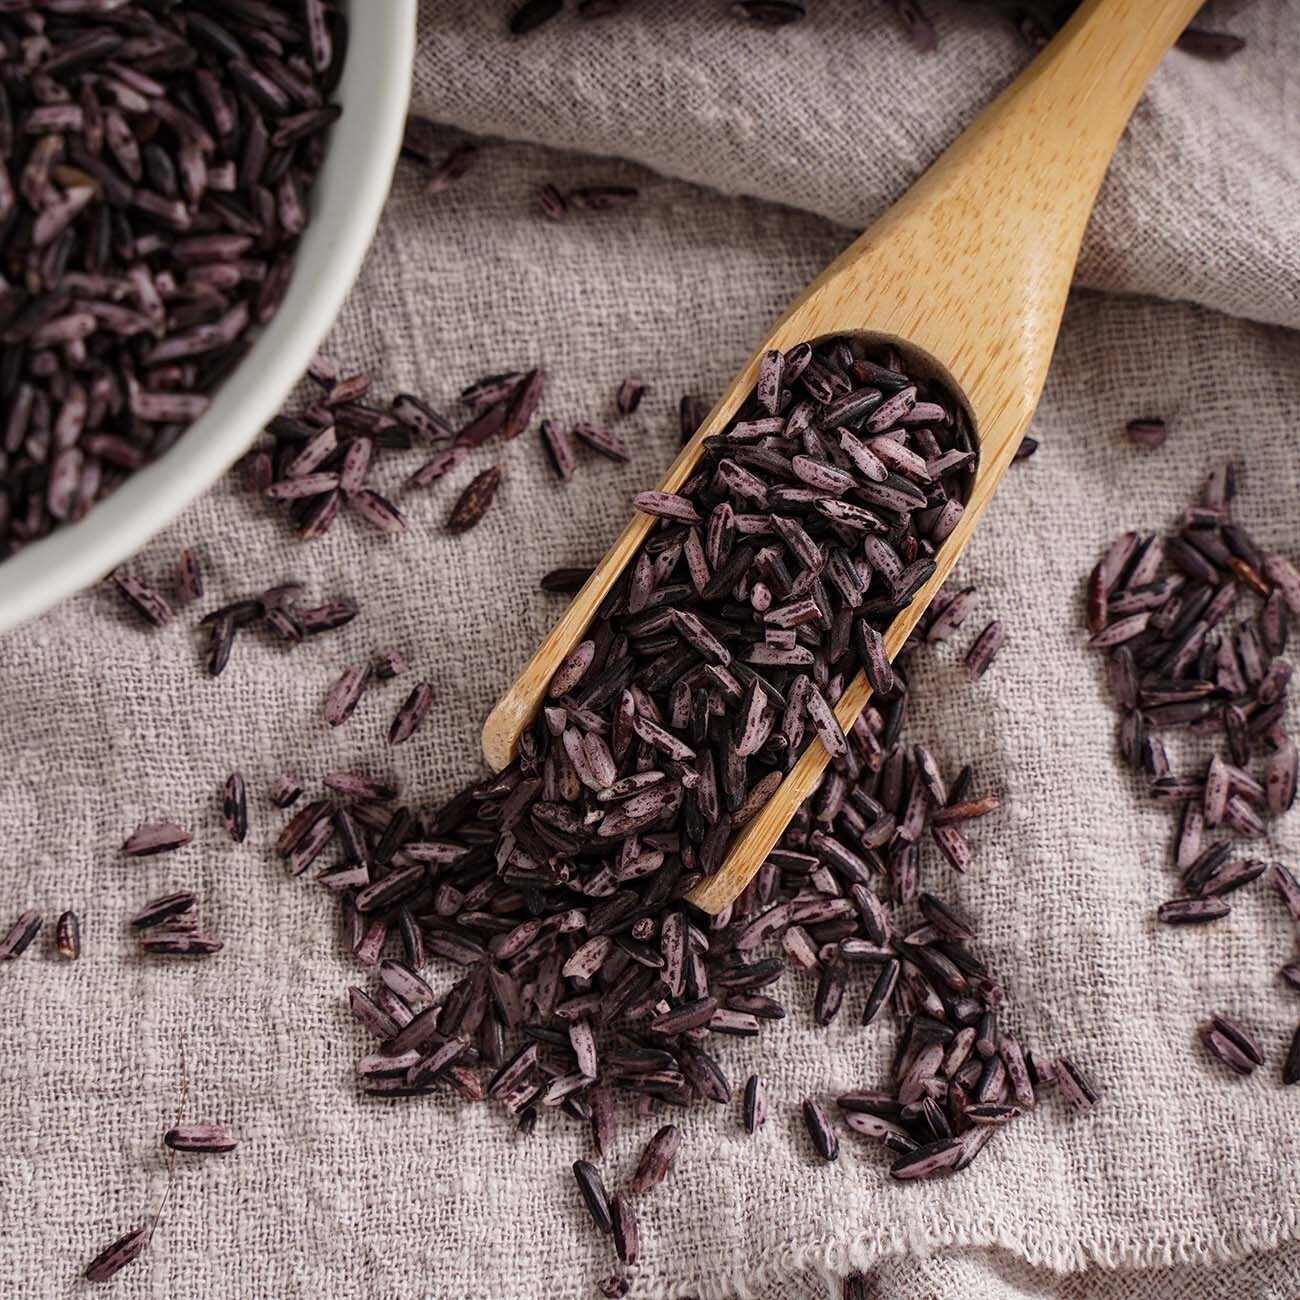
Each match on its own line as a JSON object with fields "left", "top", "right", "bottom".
{"left": 2, "top": 4, "right": 1299, "bottom": 1297}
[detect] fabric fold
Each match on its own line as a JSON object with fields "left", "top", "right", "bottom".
{"left": 414, "top": 0, "right": 1300, "bottom": 332}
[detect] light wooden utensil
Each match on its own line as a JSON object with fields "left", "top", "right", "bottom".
{"left": 482, "top": 0, "right": 1203, "bottom": 913}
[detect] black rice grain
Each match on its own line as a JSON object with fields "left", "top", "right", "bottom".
{"left": 1158, "top": 897, "right": 1230, "bottom": 925}
{"left": 447, "top": 465, "right": 502, "bottom": 533}
{"left": 112, "top": 574, "right": 173, "bottom": 628}
{"left": 569, "top": 186, "right": 639, "bottom": 212}
{"left": 389, "top": 682, "right": 433, "bottom": 745}
{"left": 1125, "top": 418, "right": 1168, "bottom": 449}
{"left": 630, "top": 1124, "right": 681, "bottom": 1194}
{"left": 802, "top": 1097, "right": 839, "bottom": 1161}
{"left": 173, "top": 550, "right": 204, "bottom": 606}
{"left": 325, "top": 665, "right": 372, "bottom": 727}
{"left": 270, "top": 775, "right": 305, "bottom": 808}
{"left": 1207, "top": 1012, "right": 1265, "bottom": 1067}
{"left": 273, "top": 338, "right": 1096, "bottom": 1274}
{"left": 1088, "top": 470, "right": 1300, "bottom": 1077}
{"left": 56, "top": 910, "right": 81, "bottom": 960}
{"left": 130, "top": 891, "right": 197, "bottom": 930}
{"left": 122, "top": 822, "right": 192, "bottom": 857}
{"left": 733, "top": 0, "right": 807, "bottom": 23}
{"left": 84, "top": 1226, "right": 148, "bottom": 1283}
{"left": 536, "top": 184, "right": 568, "bottom": 221}
{"left": 1176, "top": 29, "right": 1246, "bottom": 59}
{"left": 222, "top": 772, "right": 248, "bottom": 843}
{"left": 965, "top": 621, "right": 1006, "bottom": 679}
{"left": 616, "top": 380, "right": 647, "bottom": 416}
{"left": 163, "top": 1122, "right": 238, "bottom": 1154}
{"left": 611, "top": 1194, "right": 638, "bottom": 1265}
{"left": 511, "top": 0, "right": 564, "bottom": 35}
{"left": 1284, "top": 1024, "right": 1300, "bottom": 1086}
{"left": 0, "top": 909, "right": 41, "bottom": 960}
{"left": 743, "top": 1073, "right": 766, "bottom": 1134}
{"left": 890, "top": 1137, "right": 961, "bottom": 1180}
{"left": 1, "top": 3, "right": 343, "bottom": 559}
{"left": 1202, "top": 1026, "right": 1257, "bottom": 1076}
{"left": 139, "top": 933, "right": 223, "bottom": 956}
{"left": 572, "top": 1159, "right": 613, "bottom": 1233}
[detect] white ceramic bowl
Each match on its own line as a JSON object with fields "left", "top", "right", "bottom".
{"left": 0, "top": 1, "right": 416, "bottom": 633}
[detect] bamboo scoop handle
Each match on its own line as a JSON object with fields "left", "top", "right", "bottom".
{"left": 482, "top": 0, "right": 1202, "bottom": 911}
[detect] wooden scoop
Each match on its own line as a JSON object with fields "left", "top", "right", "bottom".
{"left": 482, "top": 0, "right": 1202, "bottom": 913}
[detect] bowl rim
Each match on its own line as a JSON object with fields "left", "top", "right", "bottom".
{"left": 0, "top": 0, "right": 417, "bottom": 634}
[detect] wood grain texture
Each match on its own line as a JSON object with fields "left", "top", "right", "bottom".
{"left": 481, "top": 0, "right": 1202, "bottom": 911}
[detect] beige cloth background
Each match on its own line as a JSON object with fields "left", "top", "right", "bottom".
{"left": 3, "top": 3, "right": 1300, "bottom": 1298}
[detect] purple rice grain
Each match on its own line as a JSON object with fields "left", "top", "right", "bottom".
{"left": 1053, "top": 1054, "right": 1099, "bottom": 1110}
{"left": 1269, "top": 862, "right": 1300, "bottom": 921}
{"left": 270, "top": 775, "right": 305, "bottom": 809}
{"left": 616, "top": 380, "right": 648, "bottom": 416}
{"left": 221, "top": 772, "right": 248, "bottom": 843}
{"left": 1125, "top": 418, "right": 1168, "bottom": 449}
{"left": 510, "top": 0, "right": 564, "bottom": 35}
{"left": 408, "top": 448, "right": 464, "bottom": 488}
{"left": 84, "top": 1226, "right": 149, "bottom": 1283}
{"left": 802, "top": 1097, "right": 839, "bottom": 1161}
{"left": 273, "top": 338, "right": 1092, "bottom": 1269}
{"left": 130, "top": 892, "right": 197, "bottom": 930}
{"left": 393, "top": 394, "right": 454, "bottom": 446}
{"left": 569, "top": 186, "right": 640, "bottom": 212}
{"left": 611, "top": 1193, "right": 638, "bottom": 1265}
{"left": 372, "top": 650, "right": 407, "bottom": 680}
{"left": 571, "top": 420, "right": 631, "bottom": 464}
{"left": 572, "top": 1159, "right": 613, "bottom": 1233}
{"left": 163, "top": 1122, "right": 238, "bottom": 1154}
{"left": 122, "top": 822, "right": 192, "bottom": 857}
{"left": 456, "top": 401, "right": 510, "bottom": 450}
{"left": 539, "top": 419, "right": 577, "bottom": 483}
{"left": 111, "top": 573, "right": 173, "bottom": 628}
{"left": 1199, "top": 857, "right": 1266, "bottom": 897}
{"left": 205, "top": 613, "right": 236, "bottom": 676}
{"left": 299, "top": 600, "right": 360, "bottom": 634}
{"left": 1202, "top": 1026, "right": 1257, "bottom": 1076}
{"left": 1176, "top": 29, "right": 1246, "bottom": 59}
{"left": 447, "top": 465, "right": 502, "bottom": 533}
{"left": 733, "top": 0, "right": 807, "bottom": 24}
{"left": 1, "top": 3, "right": 343, "bottom": 559}
{"left": 890, "top": 1137, "right": 961, "bottom": 1180}
{"left": 1284, "top": 1025, "right": 1300, "bottom": 1086}
{"left": 55, "top": 910, "right": 81, "bottom": 960}
{"left": 324, "top": 773, "right": 398, "bottom": 802}
{"left": 630, "top": 1124, "right": 681, "bottom": 1194}
{"left": 536, "top": 183, "right": 568, "bottom": 221}
{"left": 1207, "top": 1012, "right": 1265, "bottom": 1067}
{"left": 425, "top": 144, "right": 479, "bottom": 196}
{"left": 541, "top": 567, "right": 594, "bottom": 594}
{"left": 173, "top": 550, "right": 204, "bottom": 606}
{"left": 0, "top": 909, "right": 41, "bottom": 960}
{"left": 502, "top": 370, "right": 544, "bottom": 442}
{"left": 324, "top": 664, "right": 373, "bottom": 727}
{"left": 389, "top": 682, "right": 433, "bottom": 746}
{"left": 139, "top": 933, "right": 223, "bottom": 956}
{"left": 1158, "top": 897, "right": 1230, "bottom": 925}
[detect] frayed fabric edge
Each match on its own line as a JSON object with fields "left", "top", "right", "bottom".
{"left": 636, "top": 1211, "right": 1300, "bottom": 1300}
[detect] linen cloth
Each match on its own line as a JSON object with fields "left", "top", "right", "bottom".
{"left": 3, "top": 3, "right": 1300, "bottom": 1298}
